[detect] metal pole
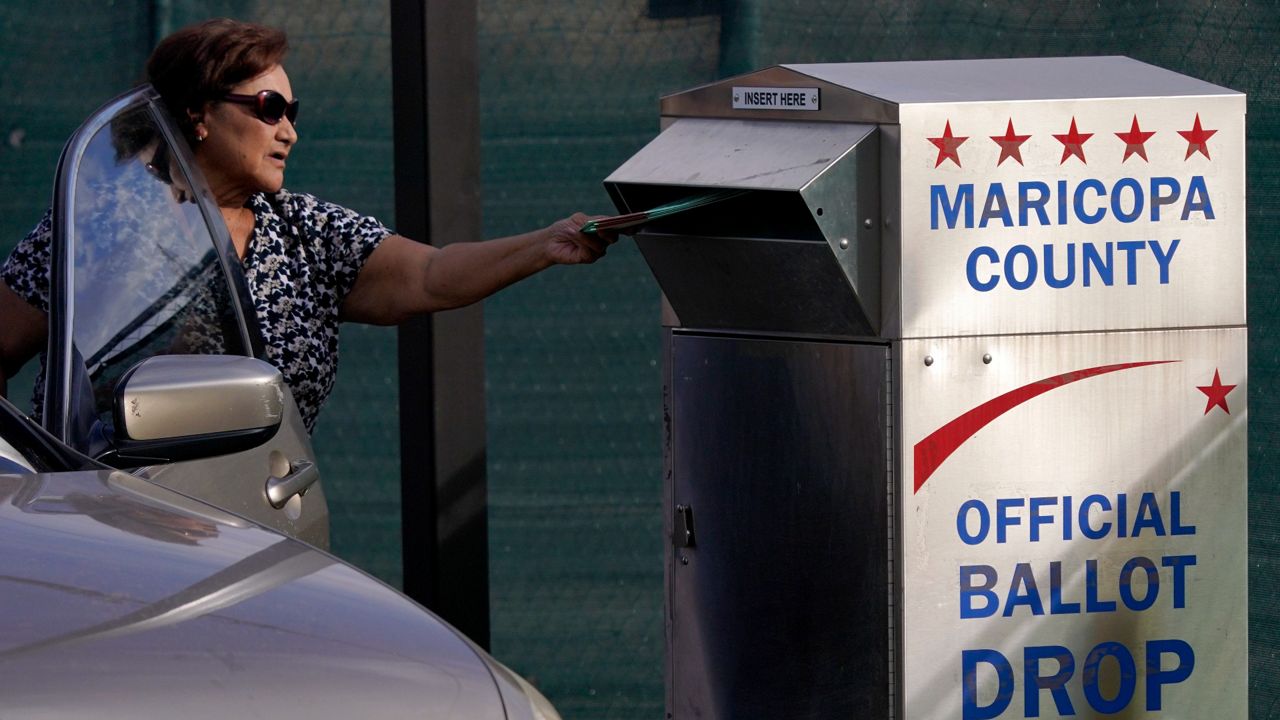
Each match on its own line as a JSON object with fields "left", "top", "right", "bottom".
{"left": 390, "top": 0, "right": 488, "bottom": 649}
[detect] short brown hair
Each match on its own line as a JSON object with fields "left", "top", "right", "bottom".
{"left": 146, "top": 18, "right": 289, "bottom": 145}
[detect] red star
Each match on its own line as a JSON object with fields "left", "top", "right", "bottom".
{"left": 1178, "top": 114, "right": 1218, "bottom": 160}
{"left": 1197, "top": 369, "right": 1237, "bottom": 415}
{"left": 928, "top": 120, "right": 968, "bottom": 168}
{"left": 990, "top": 119, "right": 1031, "bottom": 166}
{"left": 1115, "top": 115, "right": 1156, "bottom": 162}
{"left": 1053, "top": 117, "right": 1093, "bottom": 164}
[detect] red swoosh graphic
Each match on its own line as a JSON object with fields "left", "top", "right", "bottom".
{"left": 913, "top": 361, "right": 1176, "bottom": 494}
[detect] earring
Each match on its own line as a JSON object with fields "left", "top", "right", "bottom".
{"left": 196, "top": 129, "right": 207, "bottom": 142}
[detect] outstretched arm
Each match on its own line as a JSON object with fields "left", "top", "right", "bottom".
{"left": 339, "top": 212, "right": 612, "bottom": 326}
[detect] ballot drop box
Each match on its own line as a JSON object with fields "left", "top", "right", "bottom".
{"left": 603, "top": 58, "right": 1246, "bottom": 719}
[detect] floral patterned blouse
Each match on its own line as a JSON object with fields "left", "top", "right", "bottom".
{"left": 2, "top": 189, "right": 391, "bottom": 432}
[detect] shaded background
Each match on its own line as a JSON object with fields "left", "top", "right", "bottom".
{"left": 0, "top": 1, "right": 1274, "bottom": 717}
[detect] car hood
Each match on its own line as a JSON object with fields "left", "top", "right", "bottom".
{"left": 0, "top": 470, "right": 508, "bottom": 719}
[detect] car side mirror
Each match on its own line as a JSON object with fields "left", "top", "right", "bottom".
{"left": 99, "top": 355, "right": 285, "bottom": 466}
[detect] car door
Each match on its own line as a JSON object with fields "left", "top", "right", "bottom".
{"left": 42, "top": 86, "right": 329, "bottom": 549}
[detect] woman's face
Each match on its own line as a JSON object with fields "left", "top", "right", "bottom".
{"left": 193, "top": 64, "right": 297, "bottom": 203}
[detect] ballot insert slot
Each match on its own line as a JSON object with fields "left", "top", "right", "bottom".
{"left": 606, "top": 185, "right": 825, "bottom": 242}
{"left": 610, "top": 183, "right": 874, "bottom": 337}
{"left": 603, "top": 118, "right": 881, "bottom": 337}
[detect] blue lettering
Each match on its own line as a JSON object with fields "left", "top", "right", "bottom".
{"left": 1111, "top": 177, "right": 1144, "bottom": 222}
{"left": 964, "top": 242, "right": 1179, "bottom": 291}
{"left": 963, "top": 650, "right": 1014, "bottom": 720}
{"left": 1063, "top": 495, "right": 1073, "bottom": 540}
{"left": 1119, "top": 556, "right": 1159, "bottom": 611}
{"left": 963, "top": 641, "right": 1195, "bottom": 717}
{"left": 1082, "top": 642, "right": 1137, "bottom": 713}
{"left": 1162, "top": 555, "right": 1197, "bottom": 609}
{"left": 1146, "top": 639, "right": 1195, "bottom": 711}
{"left": 1083, "top": 243, "right": 1113, "bottom": 286}
{"left": 1029, "top": 496, "right": 1056, "bottom": 540}
{"left": 1118, "top": 240, "right": 1146, "bottom": 285}
{"left": 1024, "top": 646, "right": 1075, "bottom": 717}
{"left": 996, "top": 497, "right": 1024, "bottom": 543}
{"left": 957, "top": 494, "right": 1190, "bottom": 543}
{"left": 1042, "top": 244, "right": 1075, "bottom": 289}
{"left": 933, "top": 184, "right": 974, "bottom": 229}
{"left": 966, "top": 246, "right": 1000, "bottom": 292}
{"left": 1074, "top": 178, "right": 1107, "bottom": 224}
{"left": 1019, "top": 181, "right": 1051, "bottom": 225}
{"left": 958, "top": 499, "right": 991, "bottom": 544}
{"left": 1150, "top": 176, "right": 1180, "bottom": 221}
{"left": 1079, "top": 494, "right": 1112, "bottom": 539}
{"left": 960, "top": 565, "right": 1000, "bottom": 619}
{"left": 1004, "top": 245, "right": 1038, "bottom": 291}
{"left": 1003, "top": 563, "right": 1045, "bottom": 617}
{"left": 1116, "top": 242, "right": 1146, "bottom": 284}
{"left": 1132, "top": 492, "right": 1166, "bottom": 536}
{"left": 1049, "top": 561, "right": 1081, "bottom": 614}
{"left": 1117, "top": 493, "right": 1129, "bottom": 538}
{"left": 980, "top": 183, "right": 1012, "bottom": 228}
{"left": 1183, "top": 175, "right": 1215, "bottom": 220}
{"left": 1150, "top": 239, "right": 1180, "bottom": 284}
{"left": 1086, "top": 559, "right": 1117, "bottom": 612}
{"left": 1170, "top": 491, "right": 1195, "bottom": 535}
{"left": 953, "top": 553, "right": 1197, "bottom": 621}
{"left": 932, "top": 176, "right": 1211, "bottom": 229}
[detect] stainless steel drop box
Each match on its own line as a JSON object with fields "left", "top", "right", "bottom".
{"left": 606, "top": 58, "right": 1247, "bottom": 719}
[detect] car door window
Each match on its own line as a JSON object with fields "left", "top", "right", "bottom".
{"left": 48, "top": 91, "right": 253, "bottom": 451}
{"left": 44, "top": 88, "right": 329, "bottom": 548}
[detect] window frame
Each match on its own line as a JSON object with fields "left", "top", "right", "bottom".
{"left": 45, "top": 86, "right": 266, "bottom": 446}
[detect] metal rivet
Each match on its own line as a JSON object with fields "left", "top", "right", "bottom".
{"left": 680, "top": 555, "right": 690, "bottom": 565}
{"left": 7, "top": 128, "right": 24, "bottom": 149}
{"left": 982, "top": 353, "right": 992, "bottom": 364}
{"left": 884, "top": 217, "right": 893, "bottom": 228}
{"left": 838, "top": 237, "right": 850, "bottom": 250}
{"left": 863, "top": 218, "right": 873, "bottom": 229}
{"left": 924, "top": 356, "right": 934, "bottom": 367}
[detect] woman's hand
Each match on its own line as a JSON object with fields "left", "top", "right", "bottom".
{"left": 543, "top": 212, "right": 617, "bottom": 265}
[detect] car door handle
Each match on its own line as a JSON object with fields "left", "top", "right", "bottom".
{"left": 265, "top": 460, "right": 319, "bottom": 509}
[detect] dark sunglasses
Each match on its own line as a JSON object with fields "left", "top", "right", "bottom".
{"left": 221, "top": 90, "right": 299, "bottom": 126}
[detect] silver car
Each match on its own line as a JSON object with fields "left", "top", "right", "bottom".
{"left": 0, "top": 87, "right": 560, "bottom": 719}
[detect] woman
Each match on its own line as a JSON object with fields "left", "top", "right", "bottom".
{"left": 0, "top": 18, "right": 613, "bottom": 432}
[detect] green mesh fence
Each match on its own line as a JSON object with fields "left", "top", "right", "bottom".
{"left": 0, "top": 1, "right": 157, "bottom": 403}
{"left": 479, "top": 5, "right": 718, "bottom": 718}
{"left": 3, "top": 2, "right": 1280, "bottom": 718}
